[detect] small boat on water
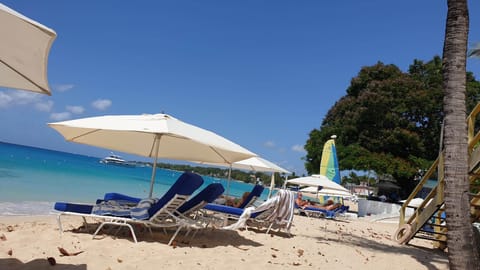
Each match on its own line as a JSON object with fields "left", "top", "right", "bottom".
{"left": 100, "top": 153, "right": 136, "bottom": 167}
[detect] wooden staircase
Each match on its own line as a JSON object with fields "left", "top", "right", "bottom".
{"left": 395, "top": 103, "right": 480, "bottom": 249}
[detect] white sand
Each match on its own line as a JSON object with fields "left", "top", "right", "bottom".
{"left": 0, "top": 214, "right": 449, "bottom": 269}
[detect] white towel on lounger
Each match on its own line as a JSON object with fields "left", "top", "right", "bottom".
{"left": 223, "top": 190, "right": 295, "bottom": 231}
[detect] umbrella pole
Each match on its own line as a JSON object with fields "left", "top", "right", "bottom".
{"left": 268, "top": 173, "right": 275, "bottom": 198}
{"left": 148, "top": 137, "right": 160, "bottom": 198}
{"left": 226, "top": 165, "right": 232, "bottom": 197}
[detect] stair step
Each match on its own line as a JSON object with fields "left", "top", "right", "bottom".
{"left": 413, "top": 233, "right": 447, "bottom": 243}
{"left": 419, "top": 228, "right": 447, "bottom": 236}
{"left": 424, "top": 223, "right": 447, "bottom": 229}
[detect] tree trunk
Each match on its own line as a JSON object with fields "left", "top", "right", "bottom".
{"left": 442, "top": 0, "right": 479, "bottom": 268}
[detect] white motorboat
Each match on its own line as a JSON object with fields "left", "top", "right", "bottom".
{"left": 100, "top": 153, "right": 135, "bottom": 167}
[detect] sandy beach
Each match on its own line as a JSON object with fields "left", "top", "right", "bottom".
{"left": 0, "top": 213, "right": 449, "bottom": 270}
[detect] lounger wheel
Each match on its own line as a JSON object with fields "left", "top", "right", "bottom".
{"left": 394, "top": 224, "right": 413, "bottom": 244}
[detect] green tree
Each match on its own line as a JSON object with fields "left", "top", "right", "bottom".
{"left": 304, "top": 57, "right": 480, "bottom": 197}
{"left": 442, "top": 0, "right": 479, "bottom": 268}
{"left": 342, "top": 171, "right": 376, "bottom": 186}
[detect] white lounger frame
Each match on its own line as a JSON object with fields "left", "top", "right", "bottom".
{"left": 56, "top": 194, "right": 204, "bottom": 245}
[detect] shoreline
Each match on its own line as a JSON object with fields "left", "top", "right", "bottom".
{"left": 0, "top": 201, "right": 58, "bottom": 217}
{"left": 0, "top": 213, "right": 449, "bottom": 269}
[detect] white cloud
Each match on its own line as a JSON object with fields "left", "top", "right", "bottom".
{"left": 92, "top": 99, "right": 112, "bottom": 110}
{"left": 291, "top": 144, "right": 305, "bottom": 153}
{"left": 35, "top": 100, "right": 54, "bottom": 112}
{"left": 66, "top": 105, "right": 85, "bottom": 114}
{"left": 50, "top": 112, "right": 71, "bottom": 121}
{"left": 0, "top": 92, "right": 13, "bottom": 108}
{"left": 10, "top": 91, "right": 42, "bottom": 105}
{"left": 0, "top": 90, "right": 44, "bottom": 108}
{"left": 263, "top": 141, "right": 275, "bottom": 148}
{"left": 54, "top": 84, "right": 74, "bottom": 92}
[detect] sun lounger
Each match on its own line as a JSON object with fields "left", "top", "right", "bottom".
{"left": 94, "top": 183, "right": 225, "bottom": 231}
{"left": 205, "top": 184, "right": 264, "bottom": 211}
{"left": 248, "top": 189, "right": 296, "bottom": 235}
{"left": 102, "top": 183, "right": 225, "bottom": 242}
{"left": 202, "top": 184, "right": 264, "bottom": 225}
{"left": 97, "top": 183, "right": 225, "bottom": 218}
{"left": 202, "top": 189, "right": 296, "bottom": 234}
{"left": 236, "top": 185, "right": 265, "bottom": 208}
{"left": 168, "top": 183, "right": 226, "bottom": 241}
{"left": 102, "top": 192, "right": 141, "bottom": 204}
{"left": 54, "top": 171, "right": 204, "bottom": 245}
{"left": 176, "top": 183, "right": 225, "bottom": 217}
{"left": 296, "top": 203, "right": 349, "bottom": 219}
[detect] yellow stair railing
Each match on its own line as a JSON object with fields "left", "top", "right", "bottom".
{"left": 395, "top": 102, "right": 480, "bottom": 249}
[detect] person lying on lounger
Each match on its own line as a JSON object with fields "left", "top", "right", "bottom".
{"left": 296, "top": 193, "right": 341, "bottom": 210}
{"left": 225, "top": 192, "right": 250, "bottom": 208}
{"left": 321, "top": 199, "right": 342, "bottom": 210}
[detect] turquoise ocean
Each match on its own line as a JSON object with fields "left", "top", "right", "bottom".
{"left": 0, "top": 142, "right": 264, "bottom": 216}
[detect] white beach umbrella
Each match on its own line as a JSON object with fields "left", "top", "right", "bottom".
{"left": 300, "top": 186, "right": 352, "bottom": 198}
{"left": 234, "top": 157, "right": 290, "bottom": 198}
{"left": 232, "top": 157, "right": 290, "bottom": 198}
{"left": 0, "top": 3, "right": 56, "bottom": 95}
{"left": 286, "top": 174, "right": 349, "bottom": 193}
{"left": 231, "top": 157, "right": 290, "bottom": 174}
{"left": 288, "top": 175, "right": 352, "bottom": 202}
{"left": 196, "top": 156, "right": 290, "bottom": 197}
{"left": 48, "top": 113, "right": 257, "bottom": 197}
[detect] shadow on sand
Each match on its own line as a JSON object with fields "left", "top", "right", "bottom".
{"left": 68, "top": 221, "right": 263, "bottom": 248}
{"left": 304, "top": 219, "right": 448, "bottom": 270}
{"left": 0, "top": 258, "right": 86, "bottom": 270}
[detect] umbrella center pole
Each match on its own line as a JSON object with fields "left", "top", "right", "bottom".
{"left": 226, "top": 166, "right": 232, "bottom": 197}
{"left": 268, "top": 173, "right": 275, "bottom": 199}
{"left": 148, "top": 138, "right": 161, "bottom": 198}
{"left": 149, "top": 156, "right": 158, "bottom": 198}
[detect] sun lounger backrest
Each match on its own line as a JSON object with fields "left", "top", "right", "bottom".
{"left": 103, "top": 192, "right": 142, "bottom": 203}
{"left": 147, "top": 172, "right": 204, "bottom": 218}
{"left": 177, "top": 183, "right": 225, "bottom": 215}
{"left": 150, "top": 194, "right": 191, "bottom": 222}
{"left": 238, "top": 185, "right": 264, "bottom": 209}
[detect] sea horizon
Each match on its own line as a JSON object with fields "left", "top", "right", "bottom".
{"left": 0, "top": 141, "right": 264, "bottom": 216}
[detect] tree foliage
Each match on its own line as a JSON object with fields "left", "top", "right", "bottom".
{"left": 304, "top": 56, "right": 480, "bottom": 197}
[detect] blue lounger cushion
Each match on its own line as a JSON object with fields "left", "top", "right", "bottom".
{"left": 103, "top": 193, "right": 142, "bottom": 203}
{"left": 202, "top": 184, "right": 266, "bottom": 218}
{"left": 301, "top": 204, "right": 349, "bottom": 218}
{"left": 238, "top": 185, "right": 264, "bottom": 209}
{"left": 54, "top": 202, "right": 93, "bottom": 214}
{"left": 203, "top": 203, "right": 262, "bottom": 218}
{"left": 147, "top": 171, "right": 203, "bottom": 218}
{"left": 177, "top": 183, "right": 224, "bottom": 214}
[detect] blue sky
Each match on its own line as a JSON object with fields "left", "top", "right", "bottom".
{"left": 1, "top": 1, "right": 480, "bottom": 176}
